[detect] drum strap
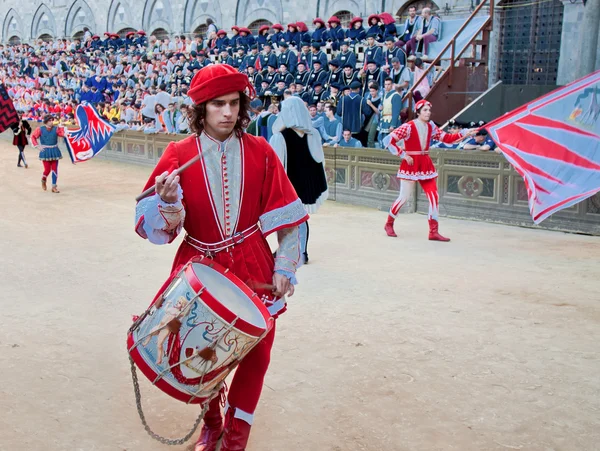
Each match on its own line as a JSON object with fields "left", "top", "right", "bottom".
{"left": 184, "top": 223, "right": 260, "bottom": 255}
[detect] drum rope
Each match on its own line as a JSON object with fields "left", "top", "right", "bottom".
{"left": 129, "top": 356, "right": 218, "bottom": 445}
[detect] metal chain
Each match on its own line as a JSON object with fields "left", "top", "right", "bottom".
{"left": 129, "top": 356, "right": 209, "bottom": 446}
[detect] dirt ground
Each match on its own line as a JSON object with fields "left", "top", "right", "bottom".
{"left": 1, "top": 142, "right": 599, "bottom": 451}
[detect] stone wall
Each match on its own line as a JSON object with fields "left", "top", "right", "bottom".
{"left": 1, "top": 0, "right": 476, "bottom": 42}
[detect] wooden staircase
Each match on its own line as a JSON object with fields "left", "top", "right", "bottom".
{"left": 403, "top": 0, "right": 495, "bottom": 124}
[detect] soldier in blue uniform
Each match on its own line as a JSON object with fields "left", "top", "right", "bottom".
{"left": 298, "top": 41, "right": 312, "bottom": 69}
{"left": 219, "top": 47, "right": 234, "bottom": 65}
{"left": 326, "top": 16, "right": 345, "bottom": 51}
{"left": 232, "top": 46, "right": 247, "bottom": 69}
{"left": 274, "top": 64, "right": 294, "bottom": 86}
{"left": 135, "top": 30, "right": 147, "bottom": 47}
{"left": 311, "top": 18, "right": 327, "bottom": 45}
{"left": 340, "top": 63, "right": 359, "bottom": 88}
{"left": 325, "top": 59, "right": 342, "bottom": 89}
{"left": 277, "top": 42, "right": 297, "bottom": 74}
{"left": 270, "top": 24, "right": 285, "bottom": 46}
{"left": 215, "top": 30, "right": 230, "bottom": 52}
{"left": 285, "top": 23, "right": 301, "bottom": 46}
{"left": 257, "top": 25, "right": 270, "bottom": 50}
{"left": 259, "top": 43, "right": 278, "bottom": 70}
{"left": 337, "top": 42, "right": 357, "bottom": 69}
{"left": 263, "top": 63, "right": 278, "bottom": 87}
{"left": 241, "top": 45, "right": 259, "bottom": 71}
{"left": 366, "top": 15, "right": 384, "bottom": 42}
{"left": 294, "top": 62, "right": 310, "bottom": 90}
{"left": 303, "top": 81, "right": 326, "bottom": 105}
{"left": 124, "top": 31, "right": 136, "bottom": 48}
{"left": 347, "top": 17, "right": 366, "bottom": 44}
{"left": 336, "top": 80, "right": 369, "bottom": 140}
{"left": 364, "top": 33, "right": 384, "bottom": 66}
{"left": 307, "top": 61, "right": 329, "bottom": 89}
{"left": 310, "top": 43, "right": 328, "bottom": 69}
{"left": 383, "top": 36, "right": 406, "bottom": 67}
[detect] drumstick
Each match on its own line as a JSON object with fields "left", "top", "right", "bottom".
{"left": 135, "top": 154, "right": 201, "bottom": 202}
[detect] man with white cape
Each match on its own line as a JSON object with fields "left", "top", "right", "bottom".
{"left": 270, "top": 96, "right": 328, "bottom": 263}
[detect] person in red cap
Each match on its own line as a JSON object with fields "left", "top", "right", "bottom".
{"left": 326, "top": 15, "right": 345, "bottom": 50}
{"left": 269, "top": 23, "right": 285, "bottom": 46}
{"left": 257, "top": 24, "right": 271, "bottom": 49}
{"left": 312, "top": 18, "right": 327, "bottom": 44}
{"left": 382, "top": 100, "right": 476, "bottom": 241}
{"left": 135, "top": 64, "right": 308, "bottom": 451}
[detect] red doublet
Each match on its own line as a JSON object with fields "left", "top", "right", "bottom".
{"left": 138, "top": 133, "right": 307, "bottom": 312}
{"left": 389, "top": 120, "right": 463, "bottom": 180}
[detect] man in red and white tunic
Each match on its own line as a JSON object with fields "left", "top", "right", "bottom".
{"left": 384, "top": 100, "right": 475, "bottom": 241}
{"left": 135, "top": 64, "right": 308, "bottom": 451}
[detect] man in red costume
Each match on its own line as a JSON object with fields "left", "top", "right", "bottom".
{"left": 383, "top": 100, "right": 475, "bottom": 241}
{"left": 135, "top": 64, "right": 308, "bottom": 451}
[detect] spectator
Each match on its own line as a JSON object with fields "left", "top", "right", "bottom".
{"left": 337, "top": 129, "right": 363, "bottom": 147}
{"left": 365, "top": 82, "right": 382, "bottom": 147}
{"left": 462, "top": 129, "right": 498, "bottom": 152}
{"left": 397, "top": 6, "right": 422, "bottom": 47}
{"left": 378, "top": 77, "right": 402, "bottom": 145}
{"left": 319, "top": 103, "right": 343, "bottom": 145}
{"left": 162, "top": 103, "right": 181, "bottom": 134}
{"left": 405, "top": 8, "right": 441, "bottom": 57}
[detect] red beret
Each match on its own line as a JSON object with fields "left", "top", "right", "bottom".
{"left": 272, "top": 23, "right": 284, "bottom": 31}
{"left": 188, "top": 64, "right": 255, "bottom": 105}
{"left": 328, "top": 16, "right": 341, "bottom": 24}
{"left": 313, "top": 18, "right": 326, "bottom": 26}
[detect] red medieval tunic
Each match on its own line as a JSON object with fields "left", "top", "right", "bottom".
{"left": 388, "top": 120, "right": 464, "bottom": 180}
{"left": 135, "top": 131, "right": 308, "bottom": 317}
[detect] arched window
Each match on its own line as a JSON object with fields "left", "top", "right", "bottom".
{"left": 248, "top": 19, "right": 273, "bottom": 35}
{"left": 39, "top": 33, "right": 53, "bottom": 42}
{"left": 8, "top": 36, "right": 22, "bottom": 45}
{"left": 396, "top": 1, "right": 439, "bottom": 22}
{"left": 193, "top": 24, "right": 208, "bottom": 37}
{"left": 118, "top": 27, "right": 137, "bottom": 37}
{"left": 73, "top": 30, "right": 85, "bottom": 40}
{"left": 332, "top": 10, "right": 354, "bottom": 27}
{"left": 151, "top": 27, "right": 169, "bottom": 40}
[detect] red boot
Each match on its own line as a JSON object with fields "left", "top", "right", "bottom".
{"left": 194, "top": 394, "right": 224, "bottom": 451}
{"left": 384, "top": 215, "right": 397, "bottom": 237}
{"left": 220, "top": 408, "right": 252, "bottom": 451}
{"left": 428, "top": 219, "right": 450, "bottom": 242}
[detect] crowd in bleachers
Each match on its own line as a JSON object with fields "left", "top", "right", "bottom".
{"left": 1, "top": 8, "right": 495, "bottom": 149}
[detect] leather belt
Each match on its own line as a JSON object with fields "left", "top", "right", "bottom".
{"left": 185, "top": 223, "right": 260, "bottom": 256}
{"left": 404, "top": 151, "right": 430, "bottom": 156}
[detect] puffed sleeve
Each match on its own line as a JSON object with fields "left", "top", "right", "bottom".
{"left": 135, "top": 142, "right": 186, "bottom": 244}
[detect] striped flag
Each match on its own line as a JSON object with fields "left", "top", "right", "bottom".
{"left": 487, "top": 70, "right": 600, "bottom": 223}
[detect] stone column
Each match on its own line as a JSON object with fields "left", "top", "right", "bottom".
{"left": 557, "top": 0, "right": 600, "bottom": 84}
{"left": 578, "top": 0, "right": 600, "bottom": 78}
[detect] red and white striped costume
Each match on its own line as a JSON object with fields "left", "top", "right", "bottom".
{"left": 385, "top": 115, "right": 464, "bottom": 241}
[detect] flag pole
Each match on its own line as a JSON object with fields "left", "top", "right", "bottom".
{"left": 135, "top": 154, "right": 201, "bottom": 202}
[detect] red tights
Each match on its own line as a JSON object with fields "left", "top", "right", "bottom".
{"left": 390, "top": 178, "right": 439, "bottom": 219}
{"left": 42, "top": 160, "right": 59, "bottom": 186}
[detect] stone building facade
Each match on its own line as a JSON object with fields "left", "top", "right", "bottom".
{"left": 1, "top": 0, "right": 598, "bottom": 85}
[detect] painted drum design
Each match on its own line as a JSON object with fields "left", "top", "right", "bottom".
{"left": 127, "top": 256, "right": 274, "bottom": 404}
